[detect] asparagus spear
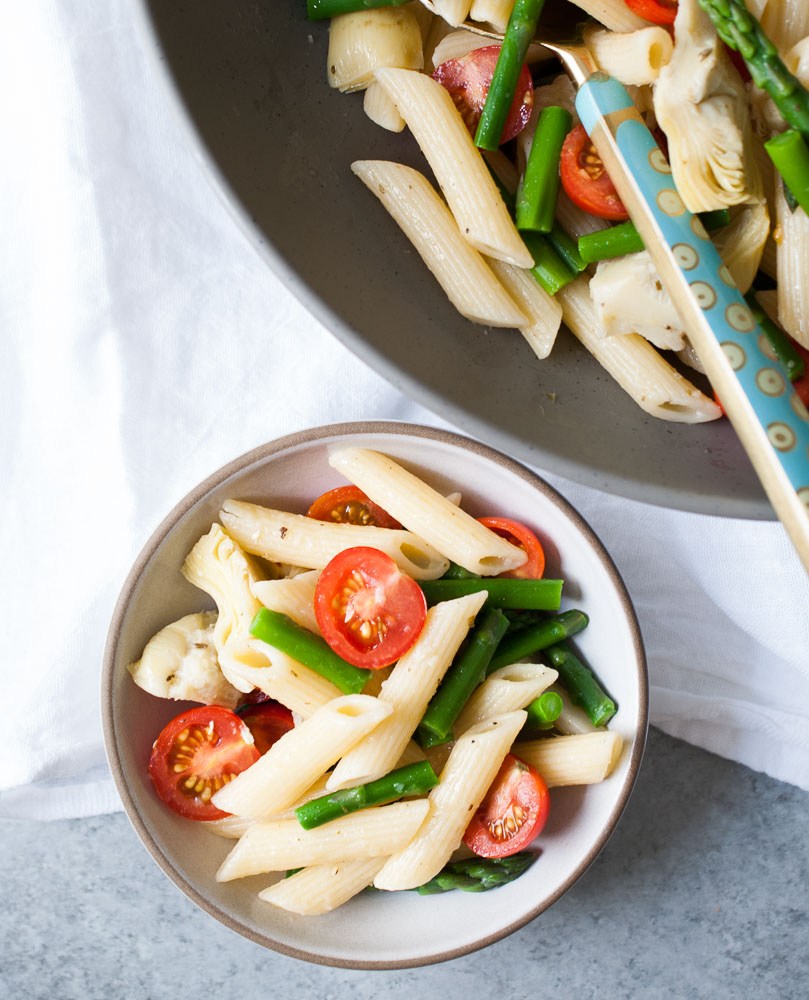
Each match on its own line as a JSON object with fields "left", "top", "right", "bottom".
{"left": 295, "top": 762, "right": 438, "bottom": 829}
{"left": 475, "top": 0, "right": 548, "bottom": 151}
{"left": 420, "top": 577, "right": 563, "bottom": 610}
{"left": 307, "top": 0, "right": 410, "bottom": 19}
{"left": 544, "top": 641, "right": 616, "bottom": 726}
{"left": 250, "top": 608, "right": 370, "bottom": 695}
{"left": 697, "top": 0, "right": 809, "bottom": 137}
{"left": 524, "top": 689, "right": 564, "bottom": 730}
{"left": 487, "top": 609, "right": 589, "bottom": 673}
{"left": 415, "top": 853, "right": 536, "bottom": 893}
{"left": 419, "top": 607, "right": 510, "bottom": 745}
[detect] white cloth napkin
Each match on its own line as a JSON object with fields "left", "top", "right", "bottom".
{"left": 2, "top": 2, "right": 807, "bottom": 820}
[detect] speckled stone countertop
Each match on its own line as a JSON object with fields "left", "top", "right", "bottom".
{"left": 3, "top": 728, "right": 807, "bottom": 1000}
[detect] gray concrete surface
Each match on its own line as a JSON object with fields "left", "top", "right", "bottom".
{"left": 2, "top": 727, "right": 807, "bottom": 1000}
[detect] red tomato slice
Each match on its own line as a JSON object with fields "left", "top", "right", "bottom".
{"left": 560, "top": 124, "right": 629, "bottom": 221}
{"left": 623, "top": 0, "right": 677, "bottom": 26}
{"left": 148, "top": 706, "right": 259, "bottom": 821}
{"left": 307, "top": 485, "right": 401, "bottom": 529}
{"left": 463, "top": 754, "right": 550, "bottom": 858}
{"left": 477, "top": 516, "right": 545, "bottom": 578}
{"left": 433, "top": 45, "right": 533, "bottom": 144}
{"left": 314, "top": 546, "right": 427, "bottom": 669}
{"left": 237, "top": 700, "right": 295, "bottom": 756}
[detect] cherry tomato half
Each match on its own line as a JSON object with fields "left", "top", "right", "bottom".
{"left": 148, "top": 706, "right": 259, "bottom": 821}
{"left": 433, "top": 45, "right": 533, "bottom": 144}
{"left": 237, "top": 700, "right": 295, "bottom": 756}
{"left": 478, "top": 517, "right": 545, "bottom": 579}
{"left": 314, "top": 546, "right": 427, "bottom": 669}
{"left": 463, "top": 754, "right": 550, "bottom": 858}
{"left": 307, "top": 485, "right": 401, "bottom": 529}
{"left": 623, "top": 0, "right": 677, "bottom": 26}
{"left": 560, "top": 124, "right": 629, "bottom": 221}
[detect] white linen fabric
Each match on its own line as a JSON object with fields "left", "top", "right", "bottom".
{"left": 1, "top": 2, "right": 807, "bottom": 820}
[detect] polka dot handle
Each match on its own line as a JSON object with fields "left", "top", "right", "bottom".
{"left": 574, "top": 74, "right": 809, "bottom": 561}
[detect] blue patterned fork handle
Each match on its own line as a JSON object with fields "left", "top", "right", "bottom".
{"left": 574, "top": 74, "right": 809, "bottom": 572}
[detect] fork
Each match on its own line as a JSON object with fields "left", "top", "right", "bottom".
{"left": 464, "top": 18, "right": 809, "bottom": 572}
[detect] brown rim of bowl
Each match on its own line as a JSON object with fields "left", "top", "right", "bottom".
{"left": 101, "top": 419, "right": 649, "bottom": 970}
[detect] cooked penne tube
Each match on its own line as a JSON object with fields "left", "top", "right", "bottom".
{"left": 419, "top": 0, "right": 473, "bottom": 28}
{"left": 219, "top": 500, "right": 449, "bottom": 580}
{"left": 558, "top": 277, "right": 722, "bottom": 423}
{"left": 327, "top": 8, "right": 423, "bottom": 93}
{"left": 327, "top": 447, "right": 527, "bottom": 574}
{"left": 454, "top": 662, "right": 558, "bottom": 735}
{"left": 216, "top": 800, "right": 430, "bottom": 881}
{"left": 587, "top": 26, "right": 673, "bottom": 86}
{"left": 373, "top": 712, "right": 527, "bottom": 891}
{"left": 212, "top": 694, "right": 393, "bottom": 819}
{"left": 181, "top": 524, "right": 265, "bottom": 692}
{"left": 374, "top": 67, "right": 533, "bottom": 267}
{"left": 352, "top": 160, "right": 528, "bottom": 328}
{"left": 363, "top": 80, "right": 405, "bottom": 131}
{"left": 567, "top": 0, "right": 649, "bottom": 33}
{"left": 468, "top": 0, "right": 512, "bottom": 33}
{"left": 711, "top": 202, "right": 770, "bottom": 295}
{"left": 486, "top": 257, "right": 564, "bottom": 360}
{"left": 216, "top": 635, "right": 342, "bottom": 718}
{"left": 775, "top": 181, "right": 809, "bottom": 349}
{"left": 514, "top": 731, "right": 624, "bottom": 786}
{"left": 203, "top": 814, "right": 256, "bottom": 840}
{"left": 258, "top": 858, "right": 388, "bottom": 915}
{"left": 251, "top": 570, "right": 320, "bottom": 635}
{"left": 327, "top": 591, "right": 488, "bottom": 789}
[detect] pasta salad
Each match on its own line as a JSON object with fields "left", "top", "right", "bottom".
{"left": 128, "top": 446, "right": 623, "bottom": 914}
{"left": 308, "top": 0, "right": 809, "bottom": 423}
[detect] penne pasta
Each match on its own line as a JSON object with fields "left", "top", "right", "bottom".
{"left": 454, "top": 662, "right": 558, "bottom": 735}
{"left": 374, "top": 67, "right": 533, "bottom": 267}
{"left": 211, "top": 694, "right": 393, "bottom": 819}
{"left": 558, "top": 277, "right": 722, "bottom": 423}
{"left": 587, "top": 26, "right": 673, "bottom": 86}
{"left": 567, "top": 0, "right": 649, "bottom": 33}
{"left": 373, "top": 712, "right": 527, "bottom": 891}
{"left": 216, "top": 801, "right": 430, "bottom": 881}
{"left": 327, "top": 447, "right": 527, "bottom": 574}
{"left": 515, "top": 731, "right": 624, "bottom": 787}
{"left": 352, "top": 160, "right": 528, "bottom": 327}
{"left": 251, "top": 570, "right": 321, "bottom": 635}
{"left": 258, "top": 858, "right": 388, "bottom": 915}
{"left": 775, "top": 180, "right": 809, "bottom": 349}
{"left": 363, "top": 80, "right": 405, "bottom": 132}
{"left": 219, "top": 499, "right": 449, "bottom": 580}
{"left": 216, "top": 635, "right": 342, "bottom": 718}
{"left": 486, "top": 256, "right": 564, "bottom": 360}
{"left": 327, "top": 591, "right": 488, "bottom": 789}
{"left": 419, "top": 0, "right": 473, "bottom": 28}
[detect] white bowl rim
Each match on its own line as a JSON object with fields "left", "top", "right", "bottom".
{"left": 102, "top": 419, "right": 649, "bottom": 969}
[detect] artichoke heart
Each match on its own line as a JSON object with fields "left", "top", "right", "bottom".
{"left": 127, "top": 612, "right": 241, "bottom": 708}
{"left": 589, "top": 251, "right": 689, "bottom": 351}
{"left": 653, "top": 0, "right": 763, "bottom": 212}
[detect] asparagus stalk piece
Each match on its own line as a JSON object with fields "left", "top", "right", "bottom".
{"left": 415, "top": 852, "right": 536, "bottom": 893}
{"left": 697, "top": 0, "right": 809, "bottom": 137}
{"left": 419, "top": 607, "right": 510, "bottom": 745}
{"left": 250, "top": 608, "right": 370, "bottom": 695}
{"left": 524, "top": 689, "right": 564, "bottom": 730}
{"left": 487, "top": 609, "right": 589, "bottom": 673}
{"left": 419, "top": 577, "right": 563, "bottom": 611}
{"left": 307, "top": 0, "right": 410, "bottom": 19}
{"left": 545, "top": 641, "right": 616, "bottom": 726}
{"left": 765, "top": 129, "right": 809, "bottom": 215}
{"left": 516, "top": 106, "right": 572, "bottom": 233}
{"left": 475, "top": 0, "right": 548, "bottom": 151}
{"left": 295, "top": 762, "right": 438, "bottom": 829}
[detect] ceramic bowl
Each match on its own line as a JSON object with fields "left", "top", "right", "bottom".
{"left": 136, "top": 0, "right": 769, "bottom": 518}
{"left": 103, "top": 421, "right": 648, "bottom": 968}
